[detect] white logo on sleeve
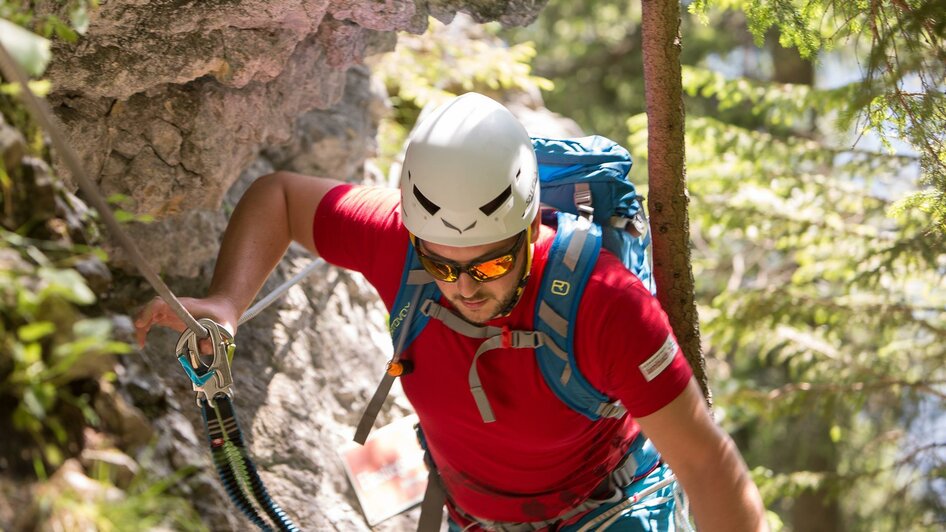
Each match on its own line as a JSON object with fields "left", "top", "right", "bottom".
{"left": 638, "top": 335, "right": 678, "bottom": 382}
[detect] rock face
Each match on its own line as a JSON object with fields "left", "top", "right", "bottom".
{"left": 47, "top": 0, "right": 546, "bottom": 276}
{"left": 25, "top": 0, "right": 548, "bottom": 530}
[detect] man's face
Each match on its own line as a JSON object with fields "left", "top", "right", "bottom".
{"left": 418, "top": 232, "right": 531, "bottom": 324}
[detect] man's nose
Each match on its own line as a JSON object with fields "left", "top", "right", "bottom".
{"left": 456, "top": 272, "right": 479, "bottom": 298}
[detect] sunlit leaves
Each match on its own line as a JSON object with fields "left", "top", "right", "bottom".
{"left": 0, "top": 18, "right": 52, "bottom": 76}
{"left": 692, "top": 0, "right": 946, "bottom": 229}
{"left": 683, "top": 65, "right": 859, "bottom": 129}
{"left": 527, "top": 0, "right": 943, "bottom": 525}
{"left": 0, "top": 1, "right": 99, "bottom": 42}
{"left": 371, "top": 16, "right": 553, "bottom": 177}
{"left": 372, "top": 17, "right": 552, "bottom": 111}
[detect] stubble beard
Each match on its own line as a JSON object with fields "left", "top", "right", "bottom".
{"left": 451, "top": 287, "right": 519, "bottom": 325}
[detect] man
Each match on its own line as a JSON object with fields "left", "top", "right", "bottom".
{"left": 136, "top": 93, "right": 767, "bottom": 531}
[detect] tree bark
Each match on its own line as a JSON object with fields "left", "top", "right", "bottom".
{"left": 640, "top": 0, "right": 709, "bottom": 402}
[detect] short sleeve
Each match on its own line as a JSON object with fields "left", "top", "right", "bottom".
{"left": 312, "top": 184, "right": 408, "bottom": 308}
{"left": 574, "top": 251, "right": 693, "bottom": 418}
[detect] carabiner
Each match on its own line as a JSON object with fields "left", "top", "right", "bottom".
{"left": 175, "top": 318, "right": 235, "bottom": 407}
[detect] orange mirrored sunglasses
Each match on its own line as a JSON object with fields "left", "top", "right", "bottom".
{"left": 413, "top": 231, "right": 526, "bottom": 283}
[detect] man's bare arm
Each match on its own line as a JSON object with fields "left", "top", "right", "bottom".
{"left": 637, "top": 379, "right": 768, "bottom": 532}
{"left": 134, "top": 172, "right": 343, "bottom": 344}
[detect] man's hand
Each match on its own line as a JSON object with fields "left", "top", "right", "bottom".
{"left": 134, "top": 295, "right": 239, "bottom": 348}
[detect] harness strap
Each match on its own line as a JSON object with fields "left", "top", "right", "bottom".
{"left": 468, "top": 330, "right": 546, "bottom": 423}
{"left": 457, "top": 490, "right": 624, "bottom": 532}
{"left": 355, "top": 279, "right": 429, "bottom": 445}
{"left": 418, "top": 463, "right": 448, "bottom": 532}
{"left": 423, "top": 300, "right": 547, "bottom": 423}
{"left": 537, "top": 300, "right": 626, "bottom": 419}
{"left": 573, "top": 475, "right": 677, "bottom": 532}
{"left": 444, "top": 437, "right": 663, "bottom": 532}
{"left": 419, "top": 299, "right": 502, "bottom": 338}
{"left": 563, "top": 215, "right": 593, "bottom": 271}
{"left": 354, "top": 373, "right": 396, "bottom": 445}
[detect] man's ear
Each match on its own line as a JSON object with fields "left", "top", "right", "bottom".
{"left": 529, "top": 212, "right": 541, "bottom": 243}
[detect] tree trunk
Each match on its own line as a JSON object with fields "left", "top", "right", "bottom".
{"left": 640, "top": 0, "right": 709, "bottom": 402}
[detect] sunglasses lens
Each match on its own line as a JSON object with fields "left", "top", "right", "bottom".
{"left": 471, "top": 254, "right": 515, "bottom": 281}
{"left": 419, "top": 255, "right": 458, "bottom": 282}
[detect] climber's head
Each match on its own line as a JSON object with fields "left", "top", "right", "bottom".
{"left": 399, "top": 93, "right": 539, "bottom": 323}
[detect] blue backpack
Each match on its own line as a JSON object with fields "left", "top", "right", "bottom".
{"left": 384, "top": 135, "right": 654, "bottom": 423}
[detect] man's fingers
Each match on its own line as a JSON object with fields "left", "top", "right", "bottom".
{"left": 134, "top": 296, "right": 237, "bottom": 349}
{"left": 134, "top": 297, "right": 183, "bottom": 347}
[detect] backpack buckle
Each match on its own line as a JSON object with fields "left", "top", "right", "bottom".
{"left": 574, "top": 182, "right": 593, "bottom": 209}
{"left": 501, "top": 326, "right": 512, "bottom": 348}
{"left": 630, "top": 211, "right": 648, "bottom": 238}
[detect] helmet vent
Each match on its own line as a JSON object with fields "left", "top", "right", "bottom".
{"left": 479, "top": 185, "right": 512, "bottom": 216}
{"left": 413, "top": 184, "right": 441, "bottom": 215}
{"left": 442, "top": 218, "right": 476, "bottom": 234}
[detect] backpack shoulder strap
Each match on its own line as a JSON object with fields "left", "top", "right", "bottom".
{"left": 534, "top": 211, "right": 627, "bottom": 420}
{"left": 389, "top": 244, "right": 442, "bottom": 353}
{"left": 355, "top": 244, "right": 441, "bottom": 444}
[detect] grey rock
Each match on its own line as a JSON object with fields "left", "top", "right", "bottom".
{"left": 8, "top": 0, "right": 554, "bottom": 529}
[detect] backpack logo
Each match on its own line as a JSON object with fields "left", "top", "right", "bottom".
{"left": 551, "top": 280, "right": 570, "bottom": 296}
{"left": 389, "top": 302, "right": 411, "bottom": 333}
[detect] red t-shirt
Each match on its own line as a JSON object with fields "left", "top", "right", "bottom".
{"left": 313, "top": 184, "right": 692, "bottom": 522}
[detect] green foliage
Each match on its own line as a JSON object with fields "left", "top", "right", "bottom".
{"left": 36, "top": 464, "right": 207, "bottom": 531}
{"left": 682, "top": 65, "right": 857, "bottom": 130}
{"left": 1, "top": 0, "right": 122, "bottom": 482}
{"left": 503, "top": 1, "right": 746, "bottom": 140}
{"left": 691, "top": 0, "right": 946, "bottom": 227}
{"left": 0, "top": 0, "right": 98, "bottom": 43}
{"left": 516, "top": 0, "right": 945, "bottom": 527}
{"left": 0, "top": 18, "right": 51, "bottom": 76}
{"left": 107, "top": 194, "right": 155, "bottom": 224}
{"left": 0, "top": 228, "right": 129, "bottom": 467}
{"left": 373, "top": 17, "right": 551, "bottom": 110}
{"left": 371, "top": 16, "right": 552, "bottom": 177}
{"left": 501, "top": 1, "right": 645, "bottom": 140}
{"left": 632, "top": 101, "right": 945, "bottom": 527}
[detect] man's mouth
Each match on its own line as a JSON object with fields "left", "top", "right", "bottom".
{"left": 458, "top": 298, "right": 488, "bottom": 310}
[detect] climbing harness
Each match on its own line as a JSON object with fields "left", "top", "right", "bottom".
{"left": 177, "top": 319, "right": 300, "bottom": 531}
{"left": 0, "top": 42, "right": 302, "bottom": 530}
{"left": 429, "top": 433, "right": 692, "bottom": 532}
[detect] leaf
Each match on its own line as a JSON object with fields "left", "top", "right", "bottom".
{"left": 37, "top": 267, "right": 96, "bottom": 305}
{"left": 70, "top": 4, "right": 91, "bottom": 35}
{"left": 17, "top": 321, "right": 55, "bottom": 342}
{"left": 830, "top": 425, "right": 842, "bottom": 443}
{"left": 21, "top": 388, "right": 47, "bottom": 420}
{"left": 107, "top": 193, "right": 130, "bottom": 204}
{"left": 0, "top": 19, "right": 52, "bottom": 77}
{"left": 73, "top": 317, "right": 112, "bottom": 339}
{"left": 114, "top": 210, "right": 135, "bottom": 223}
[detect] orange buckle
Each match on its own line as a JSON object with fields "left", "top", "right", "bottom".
{"left": 501, "top": 326, "right": 512, "bottom": 349}
{"left": 386, "top": 359, "right": 414, "bottom": 377}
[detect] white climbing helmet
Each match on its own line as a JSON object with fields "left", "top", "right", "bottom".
{"left": 399, "top": 92, "right": 539, "bottom": 247}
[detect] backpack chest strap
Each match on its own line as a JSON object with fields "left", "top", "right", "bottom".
{"left": 421, "top": 300, "right": 546, "bottom": 423}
